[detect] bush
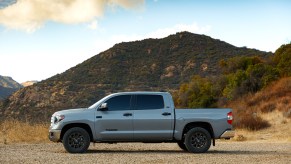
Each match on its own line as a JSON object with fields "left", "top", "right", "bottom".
{"left": 175, "top": 75, "right": 216, "bottom": 108}
{"left": 273, "top": 43, "right": 291, "bottom": 77}
{"left": 233, "top": 113, "right": 270, "bottom": 131}
{"left": 246, "top": 63, "right": 280, "bottom": 91}
{"left": 219, "top": 56, "right": 263, "bottom": 74}
{"left": 223, "top": 70, "right": 247, "bottom": 99}
{"left": 259, "top": 103, "right": 276, "bottom": 113}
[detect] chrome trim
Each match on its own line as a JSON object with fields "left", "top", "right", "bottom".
{"left": 220, "top": 130, "right": 235, "bottom": 138}
{"left": 48, "top": 129, "right": 61, "bottom": 142}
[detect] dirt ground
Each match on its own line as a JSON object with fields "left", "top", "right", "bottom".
{"left": 0, "top": 141, "right": 290, "bottom": 164}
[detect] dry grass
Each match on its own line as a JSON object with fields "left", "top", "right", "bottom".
{"left": 228, "top": 77, "right": 291, "bottom": 142}
{"left": 232, "top": 134, "right": 247, "bottom": 141}
{"left": 228, "top": 77, "right": 291, "bottom": 130}
{"left": 0, "top": 120, "right": 49, "bottom": 144}
{"left": 247, "top": 77, "right": 291, "bottom": 116}
{"left": 232, "top": 111, "right": 291, "bottom": 142}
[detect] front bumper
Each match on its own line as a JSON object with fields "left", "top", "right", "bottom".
{"left": 48, "top": 129, "right": 61, "bottom": 142}
{"left": 220, "top": 130, "right": 235, "bottom": 139}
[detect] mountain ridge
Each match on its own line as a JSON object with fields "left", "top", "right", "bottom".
{"left": 21, "top": 80, "right": 38, "bottom": 87}
{"left": 0, "top": 75, "right": 22, "bottom": 89}
{"left": 0, "top": 75, "right": 23, "bottom": 100}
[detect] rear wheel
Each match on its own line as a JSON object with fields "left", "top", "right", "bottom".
{"left": 63, "top": 127, "right": 90, "bottom": 153}
{"left": 184, "top": 127, "right": 211, "bottom": 153}
{"left": 177, "top": 141, "right": 187, "bottom": 151}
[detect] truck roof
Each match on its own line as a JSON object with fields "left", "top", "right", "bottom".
{"left": 109, "top": 91, "right": 169, "bottom": 96}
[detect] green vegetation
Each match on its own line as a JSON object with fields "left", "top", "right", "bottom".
{"left": 174, "top": 43, "right": 291, "bottom": 131}
{"left": 174, "top": 75, "right": 216, "bottom": 108}
{"left": 273, "top": 43, "right": 291, "bottom": 77}
{"left": 174, "top": 53, "right": 284, "bottom": 109}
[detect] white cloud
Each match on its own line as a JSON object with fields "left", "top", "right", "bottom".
{"left": 87, "top": 20, "right": 98, "bottom": 30}
{"left": 0, "top": 0, "right": 144, "bottom": 32}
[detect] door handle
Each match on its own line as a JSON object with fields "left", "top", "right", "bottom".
{"left": 96, "top": 116, "right": 102, "bottom": 118}
{"left": 162, "top": 112, "right": 171, "bottom": 116}
{"left": 123, "top": 113, "right": 132, "bottom": 116}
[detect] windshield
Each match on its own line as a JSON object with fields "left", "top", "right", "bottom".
{"left": 88, "top": 94, "right": 111, "bottom": 109}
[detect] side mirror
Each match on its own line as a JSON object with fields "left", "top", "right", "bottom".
{"left": 99, "top": 103, "right": 108, "bottom": 111}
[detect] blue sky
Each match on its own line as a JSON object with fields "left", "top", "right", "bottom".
{"left": 0, "top": 0, "right": 290, "bottom": 83}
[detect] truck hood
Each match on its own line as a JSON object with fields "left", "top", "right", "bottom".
{"left": 53, "top": 108, "right": 87, "bottom": 116}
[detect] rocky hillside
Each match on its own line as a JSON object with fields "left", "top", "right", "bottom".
{"left": 0, "top": 75, "right": 22, "bottom": 100}
{"left": 0, "top": 86, "right": 18, "bottom": 100}
{"left": 21, "top": 81, "right": 38, "bottom": 87}
{"left": 0, "top": 75, "right": 22, "bottom": 89}
{"left": 0, "top": 32, "right": 272, "bottom": 122}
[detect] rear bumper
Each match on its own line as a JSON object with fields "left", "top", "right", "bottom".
{"left": 220, "top": 130, "right": 235, "bottom": 138}
{"left": 48, "top": 129, "right": 61, "bottom": 142}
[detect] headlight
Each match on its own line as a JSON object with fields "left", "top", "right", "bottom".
{"left": 51, "top": 114, "right": 65, "bottom": 124}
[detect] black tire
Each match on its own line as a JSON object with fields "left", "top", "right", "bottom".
{"left": 63, "top": 127, "right": 90, "bottom": 153}
{"left": 184, "top": 127, "right": 211, "bottom": 153}
{"left": 177, "top": 141, "right": 187, "bottom": 151}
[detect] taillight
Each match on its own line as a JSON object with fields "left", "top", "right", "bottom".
{"left": 227, "top": 112, "right": 233, "bottom": 124}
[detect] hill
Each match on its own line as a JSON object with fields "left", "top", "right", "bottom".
{"left": 0, "top": 32, "right": 272, "bottom": 122}
{"left": 0, "top": 75, "right": 22, "bottom": 100}
{"left": 0, "top": 75, "right": 22, "bottom": 89}
{"left": 0, "top": 86, "right": 19, "bottom": 100}
{"left": 21, "top": 81, "right": 38, "bottom": 87}
{"left": 228, "top": 77, "right": 291, "bottom": 141}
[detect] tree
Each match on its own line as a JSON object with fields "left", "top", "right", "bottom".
{"left": 175, "top": 76, "right": 216, "bottom": 108}
{"left": 273, "top": 43, "right": 291, "bottom": 77}
{"left": 219, "top": 56, "right": 263, "bottom": 74}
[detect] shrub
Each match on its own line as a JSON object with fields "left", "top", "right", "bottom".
{"left": 259, "top": 103, "right": 276, "bottom": 113}
{"left": 233, "top": 113, "right": 270, "bottom": 131}
{"left": 175, "top": 75, "right": 216, "bottom": 108}
{"left": 219, "top": 56, "right": 263, "bottom": 74}
{"left": 273, "top": 43, "right": 291, "bottom": 77}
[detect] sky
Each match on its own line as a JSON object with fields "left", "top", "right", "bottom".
{"left": 0, "top": 0, "right": 290, "bottom": 83}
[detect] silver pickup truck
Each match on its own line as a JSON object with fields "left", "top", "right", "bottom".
{"left": 49, "top": 92, "right": 234, "bottom": 153}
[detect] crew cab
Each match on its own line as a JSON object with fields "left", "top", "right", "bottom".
{"left": 49, "top": 92, "right": 234, "bottom": 153}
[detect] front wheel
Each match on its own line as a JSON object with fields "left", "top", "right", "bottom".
{"left": 63, "top": 127, "right": 90, "bottom": 153}
{"left": 184, "top": 127, "right": 211, "bottom": 153}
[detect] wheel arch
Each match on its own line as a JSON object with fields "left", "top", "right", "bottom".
{"left": 182, "top": 122, "right": 214, "bottom": 140}
{"left": 60, "top": 123, "right": 93, "bottom": 142}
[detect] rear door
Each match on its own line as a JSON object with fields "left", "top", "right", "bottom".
{"left": 133, "top": 94, "right": 174, "bottom": 141}
{"left": 95, "top": 95, "right": 133, "bottom": 141}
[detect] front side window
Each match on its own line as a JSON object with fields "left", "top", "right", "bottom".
{"left": 104, "top": 95, "right": 131, "bottom": 111}
{"left": 136, "top": 95, "right": 164, "bottom": 110}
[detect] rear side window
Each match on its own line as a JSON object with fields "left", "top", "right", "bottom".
{"left": 104, "top": 95, "right": 131, "bottom": 111}
{"left": 136, "top": 95, "right": 164, "bottom": 110}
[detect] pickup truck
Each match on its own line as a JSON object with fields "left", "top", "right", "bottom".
{"left": 49, "top": 92, "right": 234, "bottom": 153}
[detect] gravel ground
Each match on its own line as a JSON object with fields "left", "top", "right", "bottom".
{"left": 0, "top": 142, "right": 290, "bottom": 164}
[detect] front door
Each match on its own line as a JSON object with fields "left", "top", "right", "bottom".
{"left": 95, "top": 95, "right": 133, "bottom": 141}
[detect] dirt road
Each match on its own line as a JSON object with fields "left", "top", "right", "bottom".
{"left": 0, "top": 142, "right": 290, "bottom": 163}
